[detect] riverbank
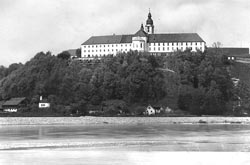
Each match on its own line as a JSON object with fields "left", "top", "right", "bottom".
{"left": 1, "top": 116, "right": 250, "bottom": 125}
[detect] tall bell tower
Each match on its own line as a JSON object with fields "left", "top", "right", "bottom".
{"left": 145, "top": 10, "right": 154, "bottom": 34}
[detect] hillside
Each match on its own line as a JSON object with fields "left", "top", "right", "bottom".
{"left": 0, "top": 50, "right": 240, "bottom": 116}
{"left": 230, "top": 62, "right": 250, "bottom": 89}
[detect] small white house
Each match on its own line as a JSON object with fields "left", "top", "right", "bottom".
{"left": 145, "top": 105, "right": 156, "bottom": 115}
{"left": 38, "top": 96, "right": 50, "bottom": 109}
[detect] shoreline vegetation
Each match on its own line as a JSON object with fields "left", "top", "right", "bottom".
{"left": 1, "top": 117, "right": 250, "bottom": 125}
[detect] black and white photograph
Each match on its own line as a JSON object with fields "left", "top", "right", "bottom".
{"left": 0, "top": 0, "right": 250, "bottom": 164}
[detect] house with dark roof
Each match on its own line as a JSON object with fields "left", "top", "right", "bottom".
{"left": 81, "top": 11, "right": 206, "bottom": 60}
{"left": 208, "top": 47, "right": 250, "bottom": 61}
{"left": 2, "top": 97, "right": 27, "bottom": 112}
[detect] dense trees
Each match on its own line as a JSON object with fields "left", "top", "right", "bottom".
{"left": 166, "top": 49, "right": 234, "bottom": 115}
{"left": 0, "top": 51, "right": 166, "bottom": 115}
{"left": 0, "top": 49, "right": 241, "bottom": 116}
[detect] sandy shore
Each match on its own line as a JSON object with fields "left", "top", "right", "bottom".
{"left": 1, "top": 116, "right": 250, "bottom": 125}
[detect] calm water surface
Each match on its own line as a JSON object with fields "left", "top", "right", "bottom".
{"left": 0, "top": 124, "right": 250, "bottom": 151}
{"left": 0, "top": 124, "right": 250, "bottom": 164}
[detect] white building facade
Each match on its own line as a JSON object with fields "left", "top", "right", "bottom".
{"left": 81, "top": 12, "right": 206, "bottom": 60}
{"left": 38, "top": 96, "right": 50, "bottom": 109}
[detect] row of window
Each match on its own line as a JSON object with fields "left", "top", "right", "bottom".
{"left": 149, "top": 46, "right": 203, "bottom": 51}
{"left": 83, "top": 42, "right": 203, "bottom": 49}
{"left": 149, "top": 42, "right": 203, "bottom": 46}
{"left": 83, "top": 49, "right": 130, "bottom": 53}
{"left": 83, "top": 44, "right": 131, "bottom": 48}
{"left": 83, "top": 54, "right": 109, "bottom": 58}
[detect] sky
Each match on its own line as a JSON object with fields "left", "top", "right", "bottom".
{"left": 0, "top": 0, "right": 250, "bottom": 66}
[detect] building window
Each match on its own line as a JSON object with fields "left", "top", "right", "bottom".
{"left": 104, "top": 45, "right": 105, "bottom": 47}
{"left": 163, "top": 47, "right": 165, "bottom": 51}
{"left": 149, "top": 48, "right": 151, "bottom": 51}
{"left": 158, "top": 43, "right": 160, "bottom": 46}
{"left": 140, "top": 43, "right": 142, "bottom": 48}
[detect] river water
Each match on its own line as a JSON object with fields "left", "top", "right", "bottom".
{"left": 0, "top": 124, "right": 250, "bottom": 164}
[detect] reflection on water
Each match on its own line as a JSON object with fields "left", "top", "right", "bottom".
{"left": 0, "top": 124, "right": 250, "bottom": 151}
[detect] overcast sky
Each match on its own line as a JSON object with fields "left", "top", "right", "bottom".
{"left": 0, "top": 0, "right": 249, "bottom": 66}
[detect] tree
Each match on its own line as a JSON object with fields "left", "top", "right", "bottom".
{"left": 57, "top": 51, "right": 71, "bottom": 60}
{"left": 173, "top": 50, "right": 234, "bottom": 115}
{"left": 212, "top": 41, "right": 222, "bottom": 48}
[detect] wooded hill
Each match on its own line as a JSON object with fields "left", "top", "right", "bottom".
{"left": 0, "top": 49, "right": 249, "bottom": 116}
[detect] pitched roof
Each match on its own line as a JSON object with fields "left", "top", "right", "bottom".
{"left": 82, "top": 33, "right": 204, "bottom": 45}
{"left": 39, "top": 99, "right": 49, "bottom": 103}
{"left": 3, "top": 97, "right": 26, "bottom": 106}
{"left": 148, "top": 33, "right": 204, "bottom": 43}
{"left": 82, "top": 35, "right": 132, "bottom": 45}
{"left": 121, "top": 35, "right": 133, "bottom": 43}
{"left": 208, "top": 47, "right": 249, "bottom": 56}
{"left": 66, "top": 49, "right": 77, "bottom": 57}
{"left": 134, "top": 29, "right": 148, "bottom": 37}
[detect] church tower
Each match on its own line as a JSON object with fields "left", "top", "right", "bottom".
{"left": 145, "top": 10, "right": 154, "bottom": 34}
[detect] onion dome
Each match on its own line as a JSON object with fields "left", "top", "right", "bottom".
{"left": 146, "top": 12, "right": 153, "bottom": 25}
